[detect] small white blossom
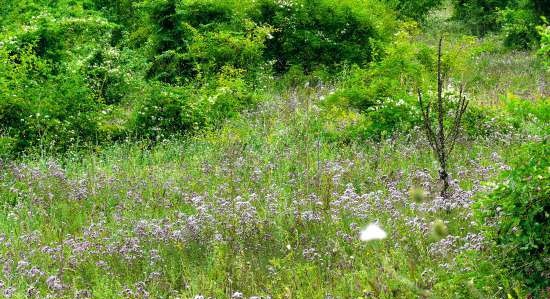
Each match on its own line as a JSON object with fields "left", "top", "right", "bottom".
{"left": 359, "top": 223, "right": 387, "bottom": 241}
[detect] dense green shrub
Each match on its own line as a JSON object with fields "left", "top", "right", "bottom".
{"left": 85, "top": 47, "right": 131, "bottom": 105}
{"left": 498, "top": 7, "right": 539, "bottom": 49}
{"left": 504, "top": 96, "right": 550, "bottom": 130}
{"left": 452, "top": 0, "right": 511, "bottom": 35}
{"left": 384, "top": 0, "right": 443, "bottom": 21}
{"left": 452, "top": 0, "right": 547, "bottom": 49}
{"left": 0, "top": 10, "right": 120, "bottom": 154}
{"left": 475, "top": 141, "right": 550, "bottom": 294}
{"left": 461, "top": 105, "right": 507, "bottom": 137}
{"left": 132, "top": 66, "right": 260, "bottom": 138}
{"left": 131, "top": 84, "right": 193, "bottom": 139}
{"left": 461, "top": 97, "right": 550, "bottom": 138}
{"left": 253, "top": 0, "right": 395, "bottom": 72}
{"left": 0, "top": 0, "right": 275, "bottom": 155}
{"left": 537, "top": 21, "right": 550, "bottom": 69}
{"left": 321, "top": 95, "right": 421, "bottom": 142}
{"left": 325, "top": 23, "right": 429, "bottom": 106}
{"left": 144, "top": 0, "right": 272, "bottom": 83}
{"left": 320, "top": 23, "right": 431, "bottom": 140}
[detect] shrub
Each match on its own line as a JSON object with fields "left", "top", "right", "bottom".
{"left": 504, "top": 96, "right": 550, "bottom": 129}
{"left": 498, "top": 7, "right": 538, "bottom": 49}
{"left": 385, "top": 0, "right": 443, "bottom": 21}
{"left": 452, "top": 0, "right": 546, "bottom": 49}
{"left": 145, "top": 0, "right": 271, "bottom": 83}
{"left": 85, "top": 46, "right": 130, "bottom": 105}
{"left": 537, "top": 20, "right": 550, "bottom": 70}
{"left": 475, "top": 141, "right": 550, "bottom": 293}
{"left": 185, "top": 21, "right": 272, "bottom": 79}
{"left": 0, "top": 41, "right": 103, "bottom": 153}
{"left": 320, "top": 23, "right": 430, "bottom": 140}
{"left": 452, "top": 0, "right": 511, "bottom": 35}
{"left": 320, "top": 104, "right": 371, "bottom": 142}
{"left": 461, "top": 105, "right": 509, "bottom": 137}
{"left": 253, "top": 0, "right": 395, "bottom": 72}
{"left": 131, "top": 83, "right": 194, "bottom": 139}
{"left": 132, "top": 66, "right": 259, "bottom": 139}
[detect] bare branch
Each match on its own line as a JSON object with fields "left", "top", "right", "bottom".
{"left": 417, "top": 88, "right": 438, "bottom": 153}
{"left": 415, "top": 36, "right": 469, "bottom": 198}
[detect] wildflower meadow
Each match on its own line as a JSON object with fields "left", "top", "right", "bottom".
{"left": 0, "top": 0, "right": 549, "bottom": 298}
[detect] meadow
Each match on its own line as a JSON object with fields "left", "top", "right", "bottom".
{"left": 0, "top": 0, "right": 549, "bottom": 298}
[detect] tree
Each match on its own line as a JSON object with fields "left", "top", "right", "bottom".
{"left": 417, "top": 37, "right": 469, "bottom": 197}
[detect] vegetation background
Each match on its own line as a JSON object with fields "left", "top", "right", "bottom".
{"left": 0, "top": 0, "right": 548, "bottom": 298}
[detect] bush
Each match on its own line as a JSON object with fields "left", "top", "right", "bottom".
{"left": 144, "top": 0, "right": 272, "bottom": 83}
{"left": 253, "top": 0, "right": 395, "bottom": 72}
{"left": 475, "top": 141, "right": 550, "bottom": 293}
{"left": 320, "top": 23, "right": 430, "bottom": 140}
{"left": 461, "top": 105, "right": 509, "bottom": 137}
{"left": 498, "top": 7, "right": 538, "bottom": 49}
{"left": 452, "top": 0, "right": 547, "bottom": 49}
{"left": 385, "top": 0, "right": 443, "bottom": 21}
{"left": 504, "top": 96, "right": 550, "bottom": 130}
{"left": 131, "top": 83, "right": 192, "bottom": 139}
{"left": 0, "top": 41, "right": 105, "bottom": 153}
{"left": 452, "top": 0, "right": 511, "bottom": 35}
{"left": 132, "top": 66, "right": 259, "bottom": 139}
{"left": 537, "top": 21, "right": 550, "bottom": 70}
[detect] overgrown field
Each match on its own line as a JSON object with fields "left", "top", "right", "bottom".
{"left": 1, "top": 0, "right": 549, "bottom": 298}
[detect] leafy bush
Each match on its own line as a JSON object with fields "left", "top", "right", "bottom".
{"left": 498, "top": 7, "right": 538, "bottom": 49}
{"left": 144, "top": 0, "right": 272, "bottom": 83}
{"left": 363, "top": 97, "right": 421, "bottom": 139}
{"left": 131, "top": 84, "right": 192, "bottom": 139}
{"left": 320, "top": 23, "right": 430, "bottom": 140}
{"left": 132, "top": 66, "right": 259, "bottom": 139}
{"left": 321, "top": 96, "right": 421, "bottom": 142}
{"left": 461, "top": 105, "right": 508, "bottom": 137}
{"left": 0, "top": 41, "right": 104, "bottom": 153}
{"left": 537, "top": 21, "right": 550, "bottom": 70}
{"left": 461, "top": 97, "right": 550, "bottom": 138}
{"left": 253, "top": 0, "right": 395, "bottom": 72}
{"left": 185, "top": 21, "right": 272, "bottom": 78}
{"left": 452, "top": 0, "right": 511, "bottom": 35}
{"left": 452, "top": 0, "right": 546, "bottom": 49}
{"left": 475, "top": 141, "right": 550, "bottom": 293}
{"left": 504, "top": 96, "right": 550, "bottom": 130}
{"left": 385, "top": 0, "right": 443, "bottom": 21}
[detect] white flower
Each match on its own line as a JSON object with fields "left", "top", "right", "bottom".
{"left": 359, "top": 223, "right": 387, "bottom": 241}
{"left": 231, "top": 291, "right": 243, "bottom": 299}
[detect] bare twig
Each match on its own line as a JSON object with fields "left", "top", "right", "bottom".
{"left": 417, "top": 37, "right": 469, "bottom": 198}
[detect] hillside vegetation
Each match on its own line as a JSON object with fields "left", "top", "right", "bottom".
{"left": 0, "top": 0, "right": 549, "bottom": 298}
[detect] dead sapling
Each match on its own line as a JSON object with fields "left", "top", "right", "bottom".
{"left": 417, "top": 37, "right": 469, "bottom": 198}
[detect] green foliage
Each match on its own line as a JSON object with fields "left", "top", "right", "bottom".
{"left": 452, "top": 0, "right": 547, "bottom": 49}
{"left": 321, "top": 86, "right": 422, "bottom": 142}
{"left": 0, "top": 42, "right": 104, "bottom": 154}
{"left": 461, "top": 97, "right": 550, "bottom": 139}
{"left": 452, "top": 0, "right": 512, "bottom": 35}
{"left": 385, "top": 0, "right": 443, "bottom": 21}
{"left": 461, "top": 105, "right": 508, "bottom": 137}
{"left": 132, "top": 66, "right": 259, "bottom": 139}
{"left": 505, "top": 96, "right": 550, "bottom": 121}
{"left": 537, "top": 20, "right": 550, "bottom": 69}
{"left": 475, "top": 141, "right": 550, "bottom": 293}
{"left": 498, "top": 7, "right": 539, "bottom": 49}
{"left": 254, "top": 0, "right": 395, "bottom": 71}
{"left": 143, "top": 0, "right": 273, "bottom": 83}
{"left": 320, "top": 23, "right": 431, "bottom": 140}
